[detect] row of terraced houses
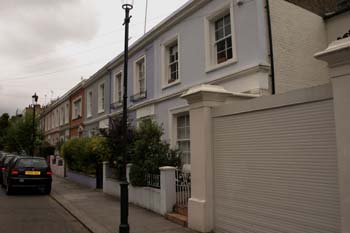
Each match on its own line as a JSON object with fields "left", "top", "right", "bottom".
{"left": 40, "top": 0, "right": 339, "bottom": 162}
{"left": 40, "top": 0, "right": 350, "bottom": 232}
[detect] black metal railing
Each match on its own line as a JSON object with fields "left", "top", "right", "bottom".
{"left": 145, "top": 173, "right": 160, "bottom": 189}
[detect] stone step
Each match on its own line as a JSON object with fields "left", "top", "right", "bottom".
{"left": 165, "top": 212, "right": 188, "bottom": 227}
{"left": 174, "top": 205, "right": 188, "bottom": 216}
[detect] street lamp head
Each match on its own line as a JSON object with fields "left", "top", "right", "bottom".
{"left": 32, "top": 93, "right": 38, "bottom": 104}
{"left": 122, "top": 0, "right": 133, "bottom": 9}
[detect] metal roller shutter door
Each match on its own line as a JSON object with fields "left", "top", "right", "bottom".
{"left": 213, "top": 100, "right": 340, "bottom": 233}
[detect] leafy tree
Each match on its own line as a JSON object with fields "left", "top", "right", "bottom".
{"left": 100, "top": 116, "right": 135, "bottom": 179}
{"left": 3, "top": 112, "right": 42, "bottom": 155}
{"left": 129, "top": 119, "right": 181, "bottom": 186}
{"left": 0, "top": 113, "right": 10, "bottom": 150}
{"left": 38, "top": 141, "right": 55, "bottom": 158}
{"left": 60, "top": 136, "right": 111, "bottom": 175}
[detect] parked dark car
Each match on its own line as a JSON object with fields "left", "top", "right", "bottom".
{"left": 0, "top": 154, "right": 15, "bottom": 186}
{"left": 2, "top": 156, "right": 52, "bottom": 195}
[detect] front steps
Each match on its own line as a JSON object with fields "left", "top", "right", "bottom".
{"left": 165, "top": 204, "right": 188, "bottom": 227}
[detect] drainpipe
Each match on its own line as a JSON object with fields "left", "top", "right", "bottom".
{"left": 266, "top": 0, "right": 276, "bottom": 95}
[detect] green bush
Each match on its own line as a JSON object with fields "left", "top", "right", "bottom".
{"left": 38, "top": 141, "right": 55, "bottom": 158}
{"left": 100, "top": 116, "right": 134, "bottom": 180}
{"left": 129, "top": 119, "right": 181, "bottom": 186}
{"left": 61, "top": 136, "right": 110, "bottom": 175}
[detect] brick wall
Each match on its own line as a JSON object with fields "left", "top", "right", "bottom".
{"left": 270, "top": 0, "right": 330, "bottom": 94}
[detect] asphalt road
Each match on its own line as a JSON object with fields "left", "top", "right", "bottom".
{"left": 0, "top": 188, "right": 90, "bottom": 233}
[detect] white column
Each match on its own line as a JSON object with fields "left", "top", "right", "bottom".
{"left": 181, "top": 85, "right": 254, "bottom": 232}
{"left": 159, "top": 166, "right": 176, "bottom": 215}
{"left": 315, "top": 38, "right": 350, "bottom": 233}
{"left": 126, "top": 163, "right": 132, "bottom": 183}
{"left": 102, "top": 161, "right": 109, "bottom": 193}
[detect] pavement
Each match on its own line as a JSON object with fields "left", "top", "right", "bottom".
{"left": 51, "top": 175, "right": 195, "bottom": 233}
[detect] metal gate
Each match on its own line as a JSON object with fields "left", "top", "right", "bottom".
{"left": 176, "top": 169, "right": 191, "bottom": 206}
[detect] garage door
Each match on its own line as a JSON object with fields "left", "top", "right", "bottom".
{"left": 213, "top": 99, "right": 340, "bottom": 233}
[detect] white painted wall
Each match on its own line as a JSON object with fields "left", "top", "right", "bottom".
{"left": 49, "top": 155, "right": 65, "bottom": 177}
{"left": 103, "top": 163, "right": 176, "bottom": 215}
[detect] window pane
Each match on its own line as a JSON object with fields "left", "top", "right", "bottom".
{"left": 215, "top": 28, "right": 224, "bottom": 40}
{"left": 215, "top": 18, "right": 224, "bottom": 31}
{"left": 227, "top": 47, "right": 233, "bottom": 60}
{"left": 216, "top": 40, "right": 226, "bottom": 52}
{"left": 224, "top": 24, "right": 231, "bottom": 36}
{"left": 217, "top": 51, "right": 227, "bottom": 63}
{"left": 226, "top": 37, "right": 232, "bottom": 49}
{"left": 224, "top": 14, "right": 230, "bottom": 25}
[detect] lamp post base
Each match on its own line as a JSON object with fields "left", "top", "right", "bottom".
{"left": 119, "top": 181, "right": 129, "bottom": 233}
{"left": 119, "top": 224, "right": 129, "bottom": 233}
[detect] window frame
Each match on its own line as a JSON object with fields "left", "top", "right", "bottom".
{"left": 161, "top": 34, "right": 181, "bottom": 89}
{"left": 65, "top": 102, "right": 70, "bottom": 124}
{"left": 86, "top": 89, "right": 93, "bottom": 118}
{"left": 133, "top": 55, "right": 147, "bottom": 96}
{"left": 98, "top": 81, "right": 105, "bottom": 114}
{"left": 72, "top": 96, "right": 82, "bottom": 120}
{"left": 204, "top": 3, "right": 237, "bottom": 72}
{"left": 113, "top": 71, "right": 123, "bottom": 105}
{"left": 175, "top": 113, "right": 191, "bottom": 165}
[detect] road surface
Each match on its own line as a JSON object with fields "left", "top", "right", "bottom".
{"left": 0, "top": 188, "right": 90, "bottom": 233}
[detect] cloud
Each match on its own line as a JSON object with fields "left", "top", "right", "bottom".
{"left": 0, "top": 0, "right": 99, "bottom": 62}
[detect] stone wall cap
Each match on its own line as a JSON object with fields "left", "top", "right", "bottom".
{"left": 159, "top": 166, "right": 176, "bottom": 171}
{"left": 315, "top": 37, "right": 350, "bottom": 60}
{"left": 180, "top": 84, "right": 259, "bottom": 99}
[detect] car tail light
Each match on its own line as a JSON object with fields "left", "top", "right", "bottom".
{"left": 46, "top": 171, "right": 53, "bottom": 176}
{"left": 1, "top": 167, "right": 5, "bottom": 171}
{"left": 10, "top": 169, "right": 19, "bottom": 175}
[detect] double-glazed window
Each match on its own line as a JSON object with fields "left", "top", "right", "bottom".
{"left": 177, "top": 114, "right": 190, "bottom": 165}
{"left": 214, "top": 14, "right": 232, "bottom": 64}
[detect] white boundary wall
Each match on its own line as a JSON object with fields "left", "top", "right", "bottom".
{"left": 103, "top": 162, "right": 176, "bottom": 215}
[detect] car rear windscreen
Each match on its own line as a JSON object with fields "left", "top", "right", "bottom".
{"left": 4, "top": 156, "right": 15, "bottom": 165}
{"left": 16, "top": 158, "right": 48, "bottom": 168}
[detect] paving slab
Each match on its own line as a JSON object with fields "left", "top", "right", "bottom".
{"left": 51, "top": 175, "right": 195, "bottom": 233}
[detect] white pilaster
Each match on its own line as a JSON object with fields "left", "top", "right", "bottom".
{"left": 181, "top": 84, "right": 254, "bottom": 232}
{"left": 159, "top": 166, "right": 176, "bottom": 215}
{"left": 315, "top": 37, "right": 350, "bottom": 233}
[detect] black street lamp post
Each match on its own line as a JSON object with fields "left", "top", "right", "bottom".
{"left": 120, "top": 1, "right": 133, "bottom": 233}
{"left": 31, "top": 93, "right": 38, "bottom": 157}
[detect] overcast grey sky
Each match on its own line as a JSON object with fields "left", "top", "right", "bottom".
{"left": 0, "top": 0, "right": 188, "bottom": 116}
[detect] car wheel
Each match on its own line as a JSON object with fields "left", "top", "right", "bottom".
{"left": 6, "top": 183, "right": 13, "bottom": 195}
{"left": 44, "top": 185, "right": 51, "bottom": 195}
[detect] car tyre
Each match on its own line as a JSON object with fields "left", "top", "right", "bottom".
{"left": 6, "top": 182, "right": 13, "bottom": 195}
{"left": 44, "top": 185, "right": 51, "bottom": 195}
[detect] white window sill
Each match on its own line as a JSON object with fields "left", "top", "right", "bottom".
{"left": 86, "top": 114, "right": 92, "bottom": 119}
{"left": 205, "top": 58, "right": 237, "bottom": 73}
{"left": 98, "top": 109, "right": 105, "bottom": 114}
{"left": 162, "top": 80, "right": 181, "bottom": 90}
